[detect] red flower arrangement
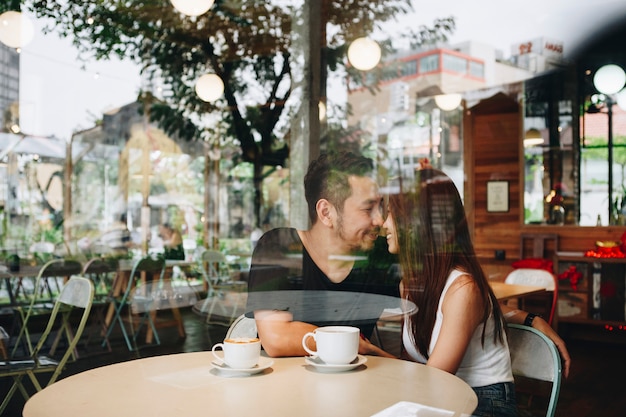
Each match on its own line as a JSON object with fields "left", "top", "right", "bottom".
{"left": 558, "top": 265, "right": 582, "bottom": 290}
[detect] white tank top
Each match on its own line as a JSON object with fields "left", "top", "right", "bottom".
{"left": 402, "top": 269, "right": 514, "bottom": 387}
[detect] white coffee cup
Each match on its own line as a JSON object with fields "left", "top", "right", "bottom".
{"left": 302, "top": 326, "right": 359, "bottom": 365}
{"left": 212, "top": 337, "right": 261, "bottom": 369}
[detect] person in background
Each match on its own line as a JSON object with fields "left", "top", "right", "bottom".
{"left": 382, "top": 168, "right": 517, "bottom": 416}
{"left": 159, "top": 223, "right": 185, "bottom": 260}
{"left": 98, "top": 213, "right": 132, "bottom": 256}
{"left": 247, "top": 151, "right": 394, "bottom": 358}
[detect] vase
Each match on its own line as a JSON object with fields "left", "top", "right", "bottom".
{"left": 549, "top": 205, "right": 565, "bottom": 225}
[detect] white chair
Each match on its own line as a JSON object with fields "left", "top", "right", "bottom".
{"left": 0, "top": 276, "right": 94, "bottom": 414}
{"left": 225, "top": 314, "right": 258, "bottom": 340}
{"left": 504, "top": 268, "right": 558, "bottom": 325}
{"left": 507, "top": 323, "right": 562, "bottom": 417}
{"left": 197, "top": 250, "right": 247, "bottom": 325}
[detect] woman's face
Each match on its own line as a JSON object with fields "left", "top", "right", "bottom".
{"left": 382, "top": 211, "right": 399, "bottom": 254}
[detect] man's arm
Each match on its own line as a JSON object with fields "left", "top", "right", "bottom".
{"left": 255, "top": 310, "right": 316, "bottom": 357}
{"left": 255, "top": 310, "right": 395, "bottom": 358}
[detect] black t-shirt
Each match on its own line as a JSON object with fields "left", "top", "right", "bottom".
{"left": 246, "top": 228, "right": 400, "bottom": 338}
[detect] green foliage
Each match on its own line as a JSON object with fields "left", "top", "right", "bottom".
{"left": 23, "top": 0, "right": 452, "bottom": 225}
{"left": 0, "top": 0, "right": 21, "bottom": 13}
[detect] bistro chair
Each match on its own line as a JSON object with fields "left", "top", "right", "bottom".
{"left": 0, "top": 276, "right": 94, "bottom": 415}
{"left": 507, "top": 323, "right": 562, "bottom": 417}
{"left": 0, "top": 326, "right": 8, "bottom": 359}
{"left": 10, "top": 259, "right": 83, "bottom": 359}
{"left": 225, "top": 314, "right": 258, "bottom": 340}
{"left": 504, "top": 268, "right": 558, "bottom": 325}
{"left": 101, "top": 255, "right": 166, "bottom": 351}
{"left": 197, "top": 249, "right": 247, "bottom": 326}
{"left": 80, "top": 257, "right": 118, "bottom": 352}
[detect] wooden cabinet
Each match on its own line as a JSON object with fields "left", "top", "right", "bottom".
{"left": 556, "top": 256, "right": 626, "bottom": 326}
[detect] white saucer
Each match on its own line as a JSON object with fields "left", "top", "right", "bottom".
{"left": 211, "top": 356, "right": 274, "bottom": 376}
{"left": 304, "top": 354, "right": 367, "bottom": 372}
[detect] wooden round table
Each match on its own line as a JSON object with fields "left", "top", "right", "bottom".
{"left": 23, "top": 352, "right": 477, "bottom": 417}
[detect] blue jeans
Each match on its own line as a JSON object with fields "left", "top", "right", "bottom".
{"left": 472, "top": 382, "right": 518, "bottom": 417}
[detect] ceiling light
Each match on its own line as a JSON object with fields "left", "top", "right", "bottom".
{"left": 195, "top": 73, "right": 224, "bottom": 102}
{"left": 347, "top": 37, "right": 381, "bottom": 71}
{"left": 434, "top": 94, "right": 462, "bottom": 111}
{"left": 170, "top": 0, "right": 215, "bottom": 17}
{"left": 0, "top": 11, "right": 34, "bottom": 49}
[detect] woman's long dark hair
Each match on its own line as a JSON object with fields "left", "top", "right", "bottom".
{"left": 390, "top": 168, "right": 505, "bottom": 358}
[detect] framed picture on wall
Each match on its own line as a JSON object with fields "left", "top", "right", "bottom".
{"left": 486, "top": 181, "right": 509, "bottom": 213}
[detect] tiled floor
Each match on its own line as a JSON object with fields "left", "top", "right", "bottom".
{"left": 1, "top": 308, "right": 625, "bottom": 417}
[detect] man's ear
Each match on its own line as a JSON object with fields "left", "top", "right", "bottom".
{"left": 316, "top": 199, "right": 335, "bottom": 227}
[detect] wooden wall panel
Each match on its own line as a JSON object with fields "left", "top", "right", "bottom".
{"left": 464, "top": 92, "right": 626, "bottom": 280}
{"left": 468, "top": 99, "right": 521, "bottom": 259}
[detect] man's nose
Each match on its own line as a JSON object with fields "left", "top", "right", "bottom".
{"left": 372, "top": 207, "right": 384, "bottom": 225}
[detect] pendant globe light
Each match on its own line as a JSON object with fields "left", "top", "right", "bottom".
{"left": 434, "top": 94, "right": 462, "bottom": 111}
{"left": 195, "top": 73, "right": 224, "bottom": 102}
{"left": 347, "top": 37, "right": 381, "bottom": 71}
{"left": 170, "top": 0, "right": 214, "bottom": 17}
{"left": 0, "top": 11, "right": 35, "bottom": 49}
{"left": 593, "top": 64, "right": 626, "bottom": 95}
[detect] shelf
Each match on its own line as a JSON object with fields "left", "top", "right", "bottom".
{"left": 556, "top": 255, "right": 626, "bottom": 330}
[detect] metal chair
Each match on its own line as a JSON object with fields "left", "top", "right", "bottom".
{"left": 81, "top": 257, "right": 118, "bottom": 352}
{"left": 225, "top": 314, "right": 258, "bottom": 340}
{"left": 101, "top": 255, "right": 165, "bottom": 351}
{"left": 505, "top": 268, "right": 558, "bottom": 325}
{"left": 0, "top": 276, "right": 94, "bottom": 414}
{"left": 197, "top": 249, "right": 247, "bottom": 326}
{"left": 507, "top": 323, "right": 562, "bottom": 417}
{"left": 10, "top": 259, "right": 83, "bottom": 359}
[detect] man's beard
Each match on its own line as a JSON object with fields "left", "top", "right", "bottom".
{"left": 336, "top": 214, "right": 378, "bottom": 253}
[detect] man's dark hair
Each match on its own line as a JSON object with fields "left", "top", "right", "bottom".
{"left": 304, "top": 152, "right": 375, "bottom": 224}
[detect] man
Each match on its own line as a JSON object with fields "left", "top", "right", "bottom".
{"left": 247, "top": 151, "right": 396, "bottom": 357}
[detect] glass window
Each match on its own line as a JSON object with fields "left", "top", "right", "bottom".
{"left": 419, "top": 54, "right": 439, "bottom": 73}
{"left": 443, "top": 53, "right": 467, "bottom": 74}
{"left": 401, "top": 59, "right": 417, "bottom": 77}
{"left": 469, "top": 60, "right": 484, "bottom": 79}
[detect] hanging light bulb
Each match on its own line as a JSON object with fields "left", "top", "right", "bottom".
{"left": 170, "top": 0, "right": 215, "bottom": 17}
{"left": 593, "top": 64, "right": 626, "bottom": 95}
{"left": 0, "top": 11, "right": 35, "bottom": 49}
{"left": 347, "top": 37, "right": 381, "bottom": 71}
{"left": 195, "top": 73, "right": 224, "bottom": 102}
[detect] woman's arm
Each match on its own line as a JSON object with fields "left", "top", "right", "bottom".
{"left": 500, "top": 304, "right": 571, "bottom": 378}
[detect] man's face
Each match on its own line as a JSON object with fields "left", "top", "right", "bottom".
{"left": 334, "top": 175, "right": 383, "bottom": 252}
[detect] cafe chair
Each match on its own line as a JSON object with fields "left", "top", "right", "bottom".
{"left": 10, "top": 259, "right": 83, "bottom": 359}
{"left": 0, "top": 276, "right": 94, "bottom": 415}
{"left": 197, "top": 249, "right": 247, "bottom": 326}
{"left": 225, "top": 314, "right": 258, "bottom": 340}
{"left": 81, "top": 257, "right": 118, "bottom": 352}
{"left": 507, "top": 323, "right": 562, "bottom": 417}
{"left": 0, "top": 326, "right": 8, "bottom": 359}
{"left": 102, "top": 255, "right": 166, "bottom": 351}
{"left": 504, "top": 268, "right": 558, "bottom": 325}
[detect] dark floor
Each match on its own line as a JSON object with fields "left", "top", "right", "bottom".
{"left": 1, "top": 308, "right": 625, "bottom": 417}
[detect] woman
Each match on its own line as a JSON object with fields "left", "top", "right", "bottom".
{"left": 382, "top": 168, "right": 517, "bottom": 417}
{"left": 159, "top": 223, "right": 185, "bottom": 260}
